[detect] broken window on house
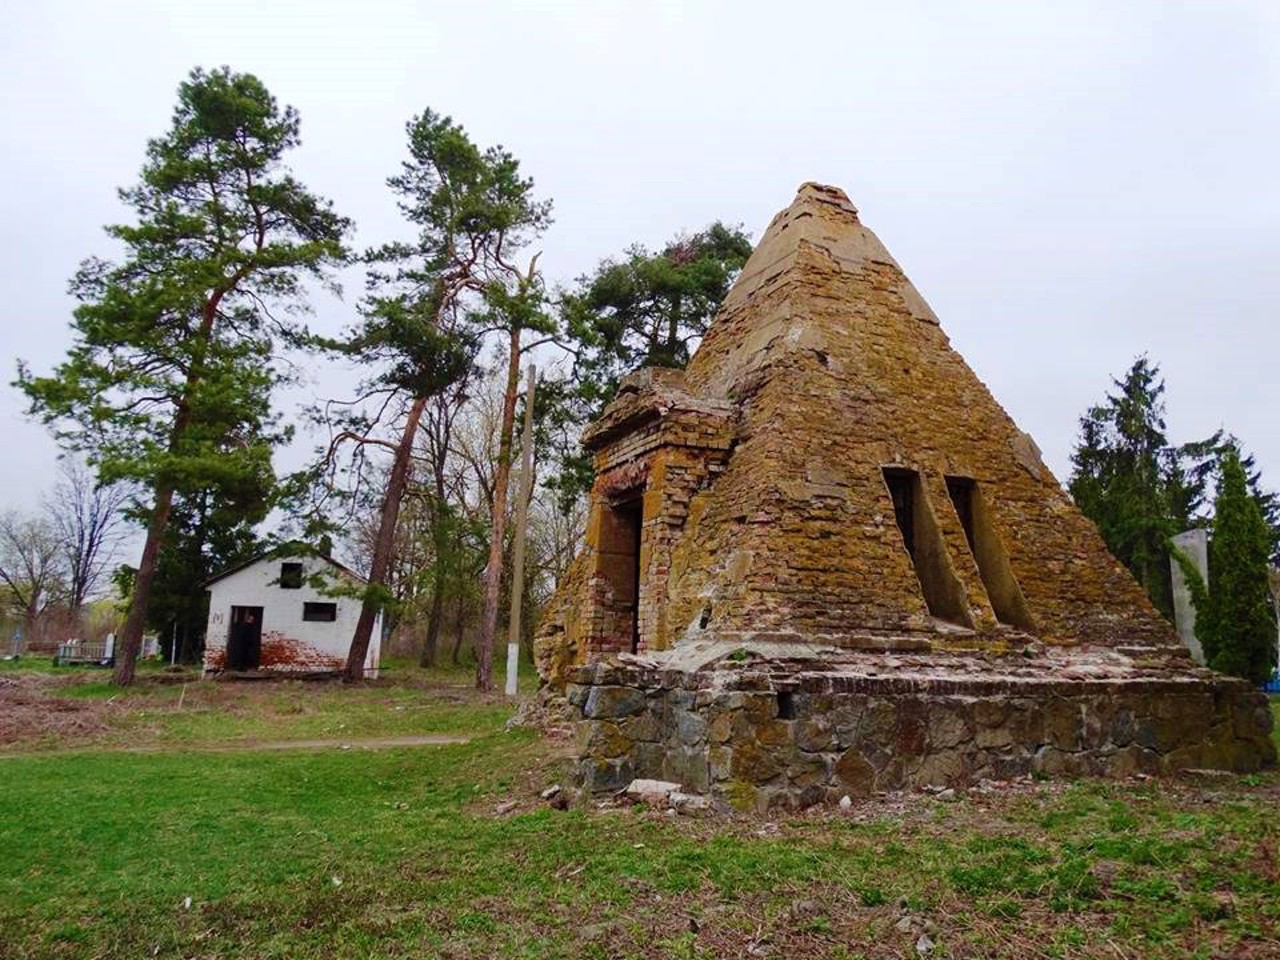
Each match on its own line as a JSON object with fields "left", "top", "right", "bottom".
{"left": 945, "top": 477, "right": 1034, "bottom": 631}
{"left": 882, "top": 467, "right": 972, "bottom": 627}
{"left": 280, "top": 562, "right": 303, "bottom": 589}
{"left": 302, "top": 601, "right": 337, "bottom": 622}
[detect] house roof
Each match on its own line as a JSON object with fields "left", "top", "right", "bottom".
{"left": 202, "top": 548, "right": 366, "bottom": 589}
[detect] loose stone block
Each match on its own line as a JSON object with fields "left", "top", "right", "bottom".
{"left": 583, "top": 685, "right": 648, "bottom": 719}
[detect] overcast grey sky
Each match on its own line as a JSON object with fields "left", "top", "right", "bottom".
{"left": 2, "top": 0, "right": 1277, "bottom": 514}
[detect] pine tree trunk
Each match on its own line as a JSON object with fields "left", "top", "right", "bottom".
{"left": 346, "top": 395, "right": 427, "bottom": 681}
{"left": 113, "top": 483, "right": 175, "bottom": 685}
{"left": 475, "top": 329, "right": 521, "bottom": 691}
{"left": 113, "top": 287, "right": 227, "bottom": 686}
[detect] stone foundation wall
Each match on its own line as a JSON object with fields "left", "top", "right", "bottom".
{"left": 568, "top": 661, "right": 1276, "bottom": 812}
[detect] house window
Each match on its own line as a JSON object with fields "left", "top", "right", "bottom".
{"left": 302, "top": 602, "right": 338, "bottom": 622}
{"left": 280, "top": 562, "right": 303, "bottom": 589}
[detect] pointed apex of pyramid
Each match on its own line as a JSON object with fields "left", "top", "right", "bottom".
{"left": 690, "top": 183, "right": 939, "bottom": 394}
{"left": 714, "top": 181, "right": 915, "bottom": 318}
{"left": 792, "top": 181, "right": 860, "bottom": 218}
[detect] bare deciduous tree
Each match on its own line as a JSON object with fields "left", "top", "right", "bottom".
{"left": 0, "top": 511, "right": 66, "bottom": 640}
{"left": 46, "top": 460, "right": 130, "bottom": 617}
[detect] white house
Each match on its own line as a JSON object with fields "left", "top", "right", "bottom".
{"left": 202, "top": 553, "right": 381, "bottom": 677}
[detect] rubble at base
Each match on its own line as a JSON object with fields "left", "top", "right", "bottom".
{"left": 566, "top": 645, "right": 1276, "bottom": 813}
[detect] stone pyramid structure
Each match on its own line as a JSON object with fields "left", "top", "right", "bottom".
{"left": 536, "top": 184, "right": 1274, "bottom": 808}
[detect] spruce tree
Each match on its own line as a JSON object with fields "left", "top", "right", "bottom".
{"left": 17, "top": 67, "right": 351, "bottom": 684}
{"left": 1068, "top": 357, "right": 1185, "bottom": 616}
{"left": 1196, "top": 449, "right": 1277, "bottom": 684}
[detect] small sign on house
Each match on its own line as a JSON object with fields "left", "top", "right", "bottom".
{"left": 202, "top": 552, "right": 381, "bottom": 677}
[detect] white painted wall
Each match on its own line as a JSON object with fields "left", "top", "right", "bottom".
{"left": 203, "top": 556, "right": 381, "bottom": 676}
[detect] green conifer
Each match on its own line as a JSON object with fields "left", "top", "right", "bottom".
{"left": 1197, "top": 449, "right": 1278, "bottom": 684}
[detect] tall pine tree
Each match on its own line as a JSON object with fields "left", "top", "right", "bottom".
{"left": 17, "top": 67, "right": 351, "bottom": 684}
{"left": 320, "top": 109, "right": 550, "bottom": 681}
{"left": 1073, "top": 356, "right": 1280, "bottom": 631}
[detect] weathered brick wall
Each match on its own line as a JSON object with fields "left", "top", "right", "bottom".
{"left": 535, "top": 183, "right": 1179, "bottom": 683}
{"left": 672, "top": 186, "right": 1173, "bottom": 649}
{"left": 533, "top": 373, "right": 736, "bottom": 673}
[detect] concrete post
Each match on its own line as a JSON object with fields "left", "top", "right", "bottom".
{"left": 504, "top": 364, "right": 537, "bottom": 698}
{"left": 1269, "top": 567, "right": 1280, "bottom": 681}
{"left": 1169, "top": 529, "right": 1209, "bottom": 664}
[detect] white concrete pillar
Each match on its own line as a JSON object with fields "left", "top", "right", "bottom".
{"left": 1169, "top": 529, "right": 1209, "bottom": 664}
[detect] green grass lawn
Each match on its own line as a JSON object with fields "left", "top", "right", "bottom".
{"left": 0, "top": 658, "right": 518, "bottom": 752}
{"left": 1, "top": 684, "right": 1277, "bottom": 958}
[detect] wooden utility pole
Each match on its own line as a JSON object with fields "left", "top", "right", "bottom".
{"left": 504, "top": 364, "right": 537, "bottom": 697}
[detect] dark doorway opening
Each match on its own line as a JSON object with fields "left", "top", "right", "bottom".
{"left": 882, "top": 467, "right": 972, "bottom": 626}
{"left": 227, "top": 605, "right": 263, "bottom": 670}
{"left": 627, "top": 503, "right": 642, "bottom": 653}
{"left": 598, "top": 497, "right": 644, "bottom": 653}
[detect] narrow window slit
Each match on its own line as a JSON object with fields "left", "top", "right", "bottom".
{"left": 884, "top": 469, "right": 916, "bottom": 558}
{"left": 944, "top": 476, "right": 1035, "bottom": 631}
{"left": 946, "top": 477, "right": 976, "bottom": 550}
{"left": 881, "top": 467, "right": 972, "bottom": 627}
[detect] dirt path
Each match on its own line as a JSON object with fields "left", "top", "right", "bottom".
{"left": 0, "top": 734, "right": 470, "bottom": 759}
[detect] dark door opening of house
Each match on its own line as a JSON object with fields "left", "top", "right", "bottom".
{"left": 227, "top": 606, "right": 263, "bottom": 670}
